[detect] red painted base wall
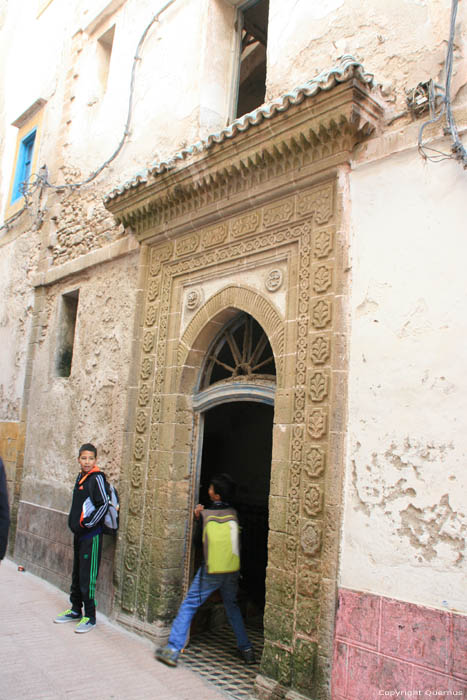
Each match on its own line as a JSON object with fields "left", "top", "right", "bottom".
{"left": 332, "top": 588, "right": 467, "bottom": 699}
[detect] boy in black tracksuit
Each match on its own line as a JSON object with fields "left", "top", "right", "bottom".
{"left": 54, "top": 443, "right": 108, "bottom": 633}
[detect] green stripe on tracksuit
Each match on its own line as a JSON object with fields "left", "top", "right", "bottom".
{"left": 70, "top": 532, "right": 103, "bottom": 621}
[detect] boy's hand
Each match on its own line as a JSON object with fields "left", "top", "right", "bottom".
{"left": 194, "top": 504, "right": 204, "bottom": 519}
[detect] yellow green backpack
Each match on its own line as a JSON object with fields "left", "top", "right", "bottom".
{"left": 201, "top": 508, "right": 240, "bottom": 574}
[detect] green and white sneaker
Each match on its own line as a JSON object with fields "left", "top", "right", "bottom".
{"left": 54, "top": 609, "right": 81, "bottom": 624}
{"left": 74, "top": 617, "right": 96, "bottom": 634}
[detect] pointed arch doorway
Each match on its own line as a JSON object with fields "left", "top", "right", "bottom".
{"left": 184, "top": 312, "right": 276, "bottom": 682}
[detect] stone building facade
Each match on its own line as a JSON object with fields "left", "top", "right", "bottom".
{"left": 1, "top": 1, "right": 466, "bottom": 699}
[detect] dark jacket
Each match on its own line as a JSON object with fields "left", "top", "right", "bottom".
{"left": 68, "top": 466, "right": 108, "bottom": 536}
{"left": 0, "top": 458, "right": 10, "bottom": 559}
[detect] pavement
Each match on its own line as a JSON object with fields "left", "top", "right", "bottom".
{"left": 0, "top": 557, "right": 227, "bottom": 700}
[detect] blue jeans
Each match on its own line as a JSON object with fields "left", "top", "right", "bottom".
{"left": 168, "top": 565, "right": 251, "bottom": 653}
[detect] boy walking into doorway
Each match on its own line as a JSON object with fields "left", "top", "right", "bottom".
{"left": 53, "top": 443, "right": 108, "bottom": 633}
{"left": 155, "top": 473, "right": 255, "bottom": 666}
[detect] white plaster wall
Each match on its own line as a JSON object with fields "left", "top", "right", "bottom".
{"left": 342, "top": 145, "right": 467, "bottom": 614}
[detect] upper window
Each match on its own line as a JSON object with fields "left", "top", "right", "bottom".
{"left": 11, "top": 129, "right": 36, "bottom": 204}
{"left": 235, "top": 0, "right": 269, "bottom": 119}
{"left": 96, "top": 24, "right": 115, "bottom": 95}
{"left": 5, "top": 99, "right": 45, "bottom": 220}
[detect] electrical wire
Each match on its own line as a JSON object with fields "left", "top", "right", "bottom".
{"left": 1, "top": 0, "right": 178, "bottom": 232}
{"left": 41, "top": 0, "right": 178, "bottom": 191}
{"left": 418, "top": 0, "right": 467, "bottom": 168}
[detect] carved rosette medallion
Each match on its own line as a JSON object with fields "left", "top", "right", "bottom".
{"left": 185, "top": 288, "right": 203, "bottom": 311}
{"left": 265, "top": 269, "right": 283, "bottom": 292}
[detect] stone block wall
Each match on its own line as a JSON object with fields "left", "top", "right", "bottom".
{"left": 332, "top": 588, "right": 467, "bottom": 699}
{"left": 14, "top": 501, "right": 115, "bottom": 616}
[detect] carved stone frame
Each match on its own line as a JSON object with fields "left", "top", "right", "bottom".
{"left": 106, "top": 76, "right": 383, "bottom": 700}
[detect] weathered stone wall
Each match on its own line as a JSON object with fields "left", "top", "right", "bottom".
{"left": 268, "top": 0, "right": 467, "bottom": 113}
{"left": 22, "top": 251, "right": 139, "bottom": 505}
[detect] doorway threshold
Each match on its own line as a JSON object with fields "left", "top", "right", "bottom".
{"left": 179, "top": 623, "right": 264, "bottom": 700}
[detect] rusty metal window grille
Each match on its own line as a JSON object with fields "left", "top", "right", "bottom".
{"left": 201, "top": 313, "right": 276, "bottom": 389}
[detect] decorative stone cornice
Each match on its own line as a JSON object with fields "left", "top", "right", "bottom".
{"left": 104, "top": 56, "right": 384, "bottom": 237}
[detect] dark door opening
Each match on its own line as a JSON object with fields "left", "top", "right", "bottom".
{"left": 195, "top": 399, "right": 273, "bottom": 625}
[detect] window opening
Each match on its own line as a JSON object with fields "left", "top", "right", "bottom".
{"left": 235, "top": 0, "right": 269, "bottom": 119}
{"left": 11, "top": 129, "right": 36, "bottom": 204}
{"left": 55, "top": 290, "right": 79, "bottom": 378}
{"left": 201, "top": 313, "right": 276, "bottom": 389}
{"left": 97, "top": 24, "right": 115, "bottom": 94}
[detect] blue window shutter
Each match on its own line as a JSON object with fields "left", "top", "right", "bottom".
{"left": 11, "top": 128, "right": 37, "bottom": 203}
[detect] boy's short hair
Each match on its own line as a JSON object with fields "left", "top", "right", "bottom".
{"left": 79, "top": 443, "right": 97, "bottom": 457}
{"left": 210, "top": 473, "right": 236, "bottom": 502}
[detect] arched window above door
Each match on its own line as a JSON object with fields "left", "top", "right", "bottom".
{"left": 200, "top": 312, "right": 276, "bottom": 390}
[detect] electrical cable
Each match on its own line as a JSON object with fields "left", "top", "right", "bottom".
{"left": 40, "top": 0, "right": 178, "bottom": 191}
{"left": 1, "top": 0, "right": 178, "bottom": 232}
{"left": 418, "top": 0, "right": 467, "bottom": 168}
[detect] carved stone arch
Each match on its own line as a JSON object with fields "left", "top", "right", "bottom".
{"left": 177, "top": 285, "right": 285, "bottom": 392}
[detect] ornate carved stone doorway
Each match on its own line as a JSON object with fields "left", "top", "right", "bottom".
{"left": 108, "top": 66, "right": 384, "bottom": 698}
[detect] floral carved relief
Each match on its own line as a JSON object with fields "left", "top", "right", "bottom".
{"left": 309, "top": 371, "right": 329, "bottom": 402}
{"left": 304, "top": 484, "right": 323, "bottom": 517}
{"left": 313, "top": 265, "right": 332, "bottom": 293}
{"left": 308, "top": 408, "right": 327, "bottom": 440}
{"left": 296, "top": 184, "right": 333, "bottom": 224}
{"left": 231, "top": 211, "right": 261, "bottom": 238}
{"left": 312, "top": 299, "right": 332, "bottom": 329}
{"left": 263, "top": 198, "right": 294, "bottom": 227}
{"left": 202, "top": 223, "right": 228, "bottom": 249}
{"left": 310, "top": 335, "right": 330, "bottom": 365}
{"left": 300, "top": 521, "right": 322, "bottom": 557}
{"left": 305, "top": 446, "right": 326, "bottom": 478}
{"left": 314, "top": 228, "right": 334, "bottom": 259}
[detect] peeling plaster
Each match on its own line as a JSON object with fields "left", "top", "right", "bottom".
{"left": 350, "top": 438, "right": 465, "bottom": 567}
{"left": 398, "top": 494, "right": 465, "bottom": 565}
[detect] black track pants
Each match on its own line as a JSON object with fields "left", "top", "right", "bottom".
{"left": 70, "top": 532, "right": 102, "bottom": 621}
